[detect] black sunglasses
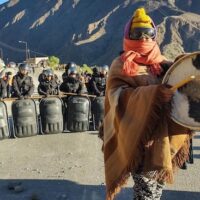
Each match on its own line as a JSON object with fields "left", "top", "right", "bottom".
{"left": 129, "top": 28, "right": 156, "bottom": 40}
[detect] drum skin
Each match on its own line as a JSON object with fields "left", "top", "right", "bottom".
{"left": 0, "top": 101, "right": 9, "bottom": 139}
{"left": 162, "top": 52, "right": 200, "bottom": 130}
{"left": 12, "top": 99, "right": 38, "bottom": 137}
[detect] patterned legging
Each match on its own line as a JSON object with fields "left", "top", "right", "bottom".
{"left": 132, "top": 174, "right": 164, "bottom": 200}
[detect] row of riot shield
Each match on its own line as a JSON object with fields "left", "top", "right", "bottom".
{"left": 0, "top": 101, "right": 9, "bottom": 139}
{"left": 0, "top": 95, "right": 105, "bottom": 139}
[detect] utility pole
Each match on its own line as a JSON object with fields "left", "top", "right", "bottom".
{"left": 0, "top": 48, "right": 3, "bottom": 60}
{"left": 28, "top": 49, "right": 31, "bottom": 60}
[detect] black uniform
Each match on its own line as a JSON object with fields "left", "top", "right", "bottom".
{"left": 39, "top": 72, "right": 59, "bottom": 83}
{"left": 12, "top": 73, "right": 34, "bottom": 98}
{"left": 88, "top": 73, "right": 106, "bottom": 96}
{"left": 38, "top": 79, "right": 59, "bottom": 95}
{"left": 62, "top": 72, "right": 68, "bottom": 82}
{"left": 60, "top": 76, "right": 86, "bottom": 94}
{"left": 38, "top": 73, "right": 46, "bottom": 83}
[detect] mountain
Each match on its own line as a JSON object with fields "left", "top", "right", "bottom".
{"left": 0, "top": 0, "right": 200, "bottom": 65}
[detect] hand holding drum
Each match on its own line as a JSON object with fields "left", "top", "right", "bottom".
{"left": 162, "top": 52, "right": 200, "bottom": 130}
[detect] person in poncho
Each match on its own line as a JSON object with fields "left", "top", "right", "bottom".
{"left": 100, "top": 7, "right": 191, "bottom": 200}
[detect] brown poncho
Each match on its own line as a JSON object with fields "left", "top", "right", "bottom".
{"left": 100, "top": 57, "right": 191, "bottom": 200}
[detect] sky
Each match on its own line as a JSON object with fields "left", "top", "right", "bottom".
{"left": 0, "top": 0, "right": 8, "bottom": 5}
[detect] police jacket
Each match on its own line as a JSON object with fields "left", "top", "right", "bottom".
{"left": 38, "top": 73, "right": 46, "bottom": 83}
{"left": 38, "top": 79, "right": 59, "bottom": 95}
{"left": 62, "top": 72, "right": 68, "bottom": 82}
{"left": 88, "top": 73, "right": 106, "bottom": 96}
{"left": 60, "top": 76, "right": 85, "bottom": 94}
{"left": 12, "top": 73, "right": 34, "bottom": 97}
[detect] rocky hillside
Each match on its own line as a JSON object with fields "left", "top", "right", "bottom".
{"left": 0, "top": 0, "right": 200, "bottom": 65}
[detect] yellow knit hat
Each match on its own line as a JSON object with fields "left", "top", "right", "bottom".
{"left": 131, "top": 8, "right": 153, "bottom": 31}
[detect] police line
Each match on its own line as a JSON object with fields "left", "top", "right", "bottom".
{"left": 0, "top": 93, "right": 104, "bottom": 139}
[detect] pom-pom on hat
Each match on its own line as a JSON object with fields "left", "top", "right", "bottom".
{"left": 131, "top": 8, "right": 153, "bottom": 31}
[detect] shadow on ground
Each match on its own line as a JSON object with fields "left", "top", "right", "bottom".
{"left": 0, "top": 179, "right": 130, "bottom": 200}
{"left": 193, "top": 146, "right": 200, "bottom": 150}
{"left": 194, "top": 154, "right": 200, "bottom": 159}
{"left": 194, "top": 134, "right": 200, "bottom": 139}
{"left": 0, "top": 179, "right": 199, "bottom": 200}
{"left": 162, "top": 190, "right": 200, "bottom": 200}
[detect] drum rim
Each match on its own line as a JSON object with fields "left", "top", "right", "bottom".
{"left": 162, "top": 51, "right": 200, "bottom": 85}
{"left": 171, "top": 116, "right": 200, "bottom": 130}
{"left": 162, "top": 51, "right": 200, "bottom": 130}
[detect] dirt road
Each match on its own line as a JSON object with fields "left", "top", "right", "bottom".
{"left": 0, "top": 133, "right": 200, "bottom": 200}
{"left": 0, "top": 132, "right": 106, "bottom": 200}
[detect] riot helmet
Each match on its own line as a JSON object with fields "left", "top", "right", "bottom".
{"left": 101, "top": 65, "right": 109, "bottom": 75}
{"left": 18, "top": 63, "right": 30, "bottom": 75}
{"left": 92, "top": 67, "right": 100, "bottom": 75}
{"left": 44, "top": 69, "right": 54, "bottom": 81}
{"left": 68, "top": 64, "right": 78, "bottom": 77}
{"left": 43, "top": 68, "right": 53, "bottom": 76}
{"left": 65, "top": 62, "right": 77, "bottom": 72}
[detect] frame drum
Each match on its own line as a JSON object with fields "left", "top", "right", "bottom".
{"left": 162, "top": 52, "right": 200, "bottom": 130}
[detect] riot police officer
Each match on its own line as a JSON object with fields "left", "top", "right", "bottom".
{"left": 101, "top": 65, "right": 109, "bottom": 78}
{"left": 0, "top": 72, "right": 13, "bottom": 99}
{"left": 12, "top": 64, "right": 34, "bottom": 98}
{"left": 60, "top": 63, "right": 86, "bottom": 94}
{"left": 38, "top": 69, "right": 48, "bottom": 83}
{"left": 38, "top": 69, "right": 59, "bottom": 96}
{"left": 39, "top": 68, "right": 60, "bottom": 87}
{"left": 62, "top": 62, "right": 77, "bottom": 82}
{"left": 88, "top": 65, "right": 108, "bottom": 96}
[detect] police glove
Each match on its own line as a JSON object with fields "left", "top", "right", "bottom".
{"left": 19, "top": 96, "right": 24, "bottom": 100}
{"left": 98, "top": 91, "right": 104, "bottom": 97}
{"left": 24, "top": 95, "right": 30, "bottom": 99}
{"left": 101, "top": 91, "right": 105, "bottom": 96}
{"left": 45, "top": 93, "right": 50, "bottom": 98}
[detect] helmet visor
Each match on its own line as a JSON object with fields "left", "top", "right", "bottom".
{"left": 68, "top": 67, "right": 77, "bottom": 75}
{"left": 19, "top": 64, "right": 30, "bottom": 74}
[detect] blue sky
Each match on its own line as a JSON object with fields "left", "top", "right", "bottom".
{"left": 0, "top": 0, "right": 8, "bottom": 5}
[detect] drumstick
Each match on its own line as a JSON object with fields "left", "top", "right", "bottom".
{"left": 171, "top": 75, "right": 196, "bottom": 92}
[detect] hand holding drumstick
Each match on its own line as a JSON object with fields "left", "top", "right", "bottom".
{"left": 170, "top": 75, "right": 197, "bottom": 92}
{"left": 161, "top": 75, "right": 198, "bottom": 103}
